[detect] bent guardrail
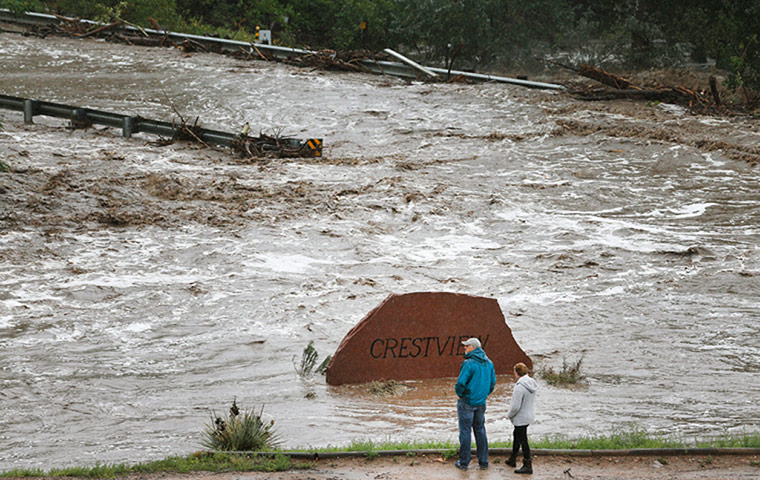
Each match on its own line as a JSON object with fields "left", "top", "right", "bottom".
{"left": 0, "top": 9, "right": 565, "bottom": 90}
{"left": 0, "top": 94, "right": 323, "bottom": 158}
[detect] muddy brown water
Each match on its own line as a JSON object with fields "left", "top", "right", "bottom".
{"left": 1, "top": 33, "right": 759, "bottom": 471}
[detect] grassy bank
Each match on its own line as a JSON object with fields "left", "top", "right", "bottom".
{"left": 312, "top": 429, "right": 760, "bottom": 456}
{"left": 0, "top": 452, "right": 309, "bottom": 478}
{"left": 4, "top": 430, "right": 759, "bottom": 478}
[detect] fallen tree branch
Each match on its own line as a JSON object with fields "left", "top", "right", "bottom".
{"left": 572, "top": 86, "right": 710, "bottom": 104}
{"left": 577, "top": 64, "right": 640, "bottom": 90}
{"left": 76, "top": 21, "right": 121, "bottom": 38}
{"left": 250, "top": 44, "right": 270, "bottom": 61}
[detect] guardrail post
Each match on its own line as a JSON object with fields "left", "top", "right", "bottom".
{"left": 123, "top": 116, "right": 137, "bottom": 138}
{"left": 70, "top": 108, "right": 90, "bottom": 128}
{"left": 23, "top": 99, "right": 39, "bottom": 124}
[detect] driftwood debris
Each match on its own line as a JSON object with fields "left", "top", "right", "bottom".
{"left": 571, "top": 63, "right": 720, "bottom": 114}
{"left": 230, "top": 132, "right": 316, "bottom": 159}
{"left": 52, "top": 13, "right": 85, "bottom": 34}
{"left": 146, "top": 116, "right": 317, "bottom": 158}
{"left": 577, "top": 64, "right": 638, "bottom": 90}
{"left": 75, "top": 21, "right": 121, "bottom": 39}
{"left": 284, "top": 49, "right": 389, "bottom": 73}
{"left": 573, "top": 85, "right": 710, "bottom": 103}
{"left": 22, "top": 16, "right": 383, "bottom": 76}
{"left": 167, "top": 109, "right": 317, "bottom": 158}
{"left": 112, "top": 33, "right": 174, "bottom": 47}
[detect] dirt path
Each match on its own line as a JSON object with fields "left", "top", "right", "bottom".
{"left": 25, "top": 453, "right": 746, "bottom": 480}
{"left": 229, "top": 454, "right": 759, "bottom": 479}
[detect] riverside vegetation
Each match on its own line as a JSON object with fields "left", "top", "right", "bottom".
{"left": 293, "top": 341, "right": 330, "bottom": 378}
{"left": 538, "top": 357, "right": 587, "bottom": 387}
{"left": 202, "top": 401, "right": 279, "bottom": 452}
{"left": 3, "top": 428, "right": 759, "bottom": 478}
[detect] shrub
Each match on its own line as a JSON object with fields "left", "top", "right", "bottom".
{"left": 293, "top": 341, "right": 330, "bottom": 378}
{"left": 202, "top": 402, "right": 279, "bottom": 451}
{"left": 539, "top": 357, "right": 586, "bottom": 387}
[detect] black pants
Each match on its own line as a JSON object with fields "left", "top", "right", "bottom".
{"left": 512, "top": 425, "right": 531, "bottom": 460}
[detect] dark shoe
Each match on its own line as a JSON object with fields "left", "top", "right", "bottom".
{"left": 478, "top": 463, "right": 488, "bottom": 470}
{"left": 505, "top": 453, "right": 518, "bottom": 467}
{"left": 515, "top": 458, "right": 533, "bottom": 474}
{"left": 454, "top": 460, "right": 468, "bottom": 471}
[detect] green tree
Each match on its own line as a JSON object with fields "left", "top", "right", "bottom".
{"left": 326, "top": 0, "right": 397, "bottom": 51}
{"left": 175, "top": 0, "right": 286, "bottom": 33}
{"left": 394, "top": 0, "right": 501, "bottom": 70}
{"left": 44, "top": 0, "right": 185, "bottom": 30}
{"left": 668, "top": 0, "right": 760, "bottom": 103}
{"left": 393, "top": 0, "right": 573, "bottom": 71}
{"left": 0, "top": 0, "right": 44, "bottom": 12}
{"left": 567, "top": 0, "right": 687, "bottom": 68}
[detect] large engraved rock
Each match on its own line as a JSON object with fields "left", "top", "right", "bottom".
{"left": 325, "top": 292, "right": 532, "bottom": 385}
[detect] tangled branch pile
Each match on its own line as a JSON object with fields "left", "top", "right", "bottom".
{"left": 284, "top": 49, "right": 390, "bottom": 73}
{"left": 569, "top": 64, "right": 725, "bottom": 115}
{"left": 231, "top": 132, "right": 316, "bottom": 159}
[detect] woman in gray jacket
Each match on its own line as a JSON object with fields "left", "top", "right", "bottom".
{"left": 506, "top": 362, "right": 538, "bottom": 474}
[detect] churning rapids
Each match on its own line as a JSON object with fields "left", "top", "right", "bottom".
{"left": 1, "top": 33, "right": 759, "bottom": 471}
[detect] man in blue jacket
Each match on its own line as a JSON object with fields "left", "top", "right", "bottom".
{"left": 454, "top": 337, "right": 496, "bottom": 470}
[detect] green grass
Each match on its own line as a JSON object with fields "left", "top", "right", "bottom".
{"left": 4, "top": 430, "right": 759, "bottom": 477}
{"left": 696, "top": 432, "right": 760, "bottom": 448}
{"left": 528, "top": 426, "right": 685, "bottom": 450}
{"left": 291, "top": 428, "right": 760, "bottom": 453}
{"left": 0, "top": 452, "right": 308, "bottom": 478}
{"left": 297, "top": 438, "right": 457, "bottom": 452}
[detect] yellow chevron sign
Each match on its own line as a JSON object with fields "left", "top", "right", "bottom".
{"left": 306, "top": 138, "right": 322, "bottom": 157}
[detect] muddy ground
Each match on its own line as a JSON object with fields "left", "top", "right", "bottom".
{"left": 200, "top": 453, "right": 760, "bottom": 479}
{"left": 7, "top": 453, "right": 759, "bottom": 480}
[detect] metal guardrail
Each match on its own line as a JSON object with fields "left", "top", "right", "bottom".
{"left": 0, "top": 9, "right": 311, "bottom": 58}
{"left": 0, "top": 94, "right": 323, "bottom": 158}
{"left": 0, "top": 10, "right": 565, "bottom": 90}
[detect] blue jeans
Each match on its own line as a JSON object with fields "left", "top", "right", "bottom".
{"left": 457, "top": 398, "right": 488, "bottom": 467}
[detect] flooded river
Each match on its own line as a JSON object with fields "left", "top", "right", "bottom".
{"left": 1, "top": 33, "right": 759, "bottom": 470}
